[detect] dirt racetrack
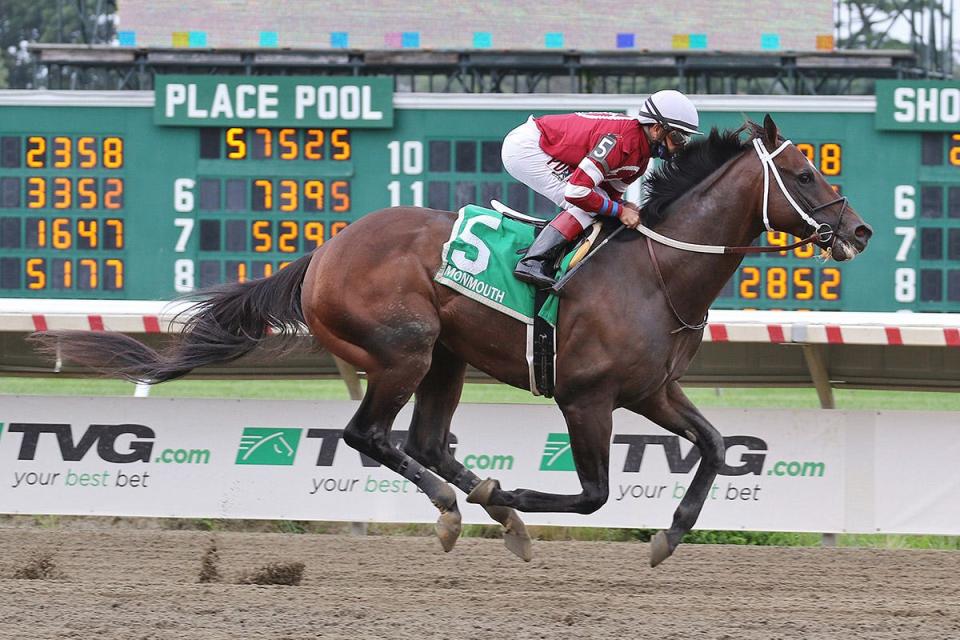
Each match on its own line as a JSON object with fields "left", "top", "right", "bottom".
{"left": 0, "top": 527, "right": 958, "bottom": 640}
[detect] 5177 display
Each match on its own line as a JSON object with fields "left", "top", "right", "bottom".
{"left": 0, "top": 77, "right": 955, "bottom": 312}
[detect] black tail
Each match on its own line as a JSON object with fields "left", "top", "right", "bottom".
{"left": 29, "top": 253, "right": 313, "bottom": 384}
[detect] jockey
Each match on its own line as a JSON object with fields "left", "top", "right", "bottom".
{"left": 501, "top": 89, "right": 702, "bottom": 288}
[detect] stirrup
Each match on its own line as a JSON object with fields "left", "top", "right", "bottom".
{"left": 514, "top": 258, "right": 558, "bottom": 288}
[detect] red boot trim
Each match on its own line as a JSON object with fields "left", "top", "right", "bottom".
{"left": 549, "top": 211, "right": 585, "bottom": 241}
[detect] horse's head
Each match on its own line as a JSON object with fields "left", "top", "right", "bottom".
{"left": 753, "top": 115, "right": 872, "bottom": 262}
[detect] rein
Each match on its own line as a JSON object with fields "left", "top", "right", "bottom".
{"left": 645, "top": 236, "right": 708, "bottom": 333}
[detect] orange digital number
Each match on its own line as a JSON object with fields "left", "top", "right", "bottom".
{"left": 60, "top": 259, "right": 73, "bottom": 288}
{"left": 793, "top": 267, "right": 814, "bottom": 300}
{"left": 305, "top": 129, "right": 325, "bottom": 160}
{"left": 102, "top": 137, "right": 123, "bottom": 169}
{"left": 53, "top": 177, "right": 71, "bottom": 209}
{"left": 794, "top": 239, "right": 814, "bottom": 258}
{"left": 77, "top": 219, "right": 98, "bottom": 249}
{"left": 105, "top": 219, "right": 124, "bottom": 248}
{"left": 766, "top": 267, "right": 788, "bottom": 300}
{"left": 254, "top": 179, "right": 273, "bottom": 210}
{"left": 79, "top": 258, "right": 98, "bottom": 288}
{"left": 260, "top": 263, "right": 274, "bottom": 278}
{"left": 33, "top": 219, "right": 47, "bottom": 247}
{"left": 279, "top": 179, "right": 298, "bottom": 212}
{"left": 278, "top": 220, "right": 298, "bottom": 253}
{"left": 304, "top": 179, "right": 324, "bottom": 211}
{"left": 27, "top": 258, "right": 46, "bottom": 289}
{"left": 53, "top": 136, "right": 72, "bottom": 168}
{"left": 252, "top": 220, "right": 272, "bottom": 252}
{"left": 78, "top": 136, "right": 97, "bottom": 168}
{"left": 27, "top": 177, "right": 46, "bottom": 208}
{"left": 26, "top": 136, "right": 46, "bottom": 168}
{"left": 766, "top": 231, "right": 788, "bottom": 256}
{"left": 77, "top": 177, "right": 97, "bottom": 209}
{"left": 304, "top": 221, "right": 325, "bottom": 248}
{"left": 950, "top": 134, "right": 960, "bottom": 166}
{"left": 278, "top": 128, "right": 298, "bottom": 160}
{"left": 820, "top": 267, "right": 841, "bottom": 300}
{"left": 104, "top": 178, "right": 123, "bottom": 209}
{"left": 105, "top": 258, "right": 124, "bottom": 289}
{"left": 331, "top": 221, "right": 348, "bottom": 236}
{"left": 820, "top": 143, "right": 841, "bottom": 176}
{"left": 331, "top": 180, "right": 350, "bottom": 212}
{"left": 235, "top": 262, "right": 248, "bottom": 283}
{"left": 331, "top": 129, "right": 351, "bottom": 160}
{"left": 740, "top": 266, "right": 760, "bottom": 299}
{"left": 254, "top": 128, "right": 273, "bottom": 158}
{"left": 52, "top": 218, "right": 72, "bottom": 249}
{"left": 226, "top": 128, "right": 247, "bottom": 160}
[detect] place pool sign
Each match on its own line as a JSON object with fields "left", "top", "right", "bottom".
{"left": 875, "top": 80, "right": 960, "bottom": 131}
{"left": 154, "top": 75, "right": 394, "bottom": 128}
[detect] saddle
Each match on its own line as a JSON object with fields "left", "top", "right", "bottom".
{"left": 491, "top": 200, "right": 603, "bottom": 271}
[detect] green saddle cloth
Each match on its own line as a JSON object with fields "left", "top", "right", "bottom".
{"left": 434, "top": 204, "right": 572, "bottom": 326}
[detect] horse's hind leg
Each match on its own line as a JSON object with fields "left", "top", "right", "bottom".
{"left": 402, "top": 343, "right": 533, "bottom": 561}
{"left": 342, "top": 362, "right": 463, "bottom": 553}
{"left": 631, "top": 381, "right": 725, "bottom": 567}
{"left": 467, "top": 394, "right": 615, "bottom": 514}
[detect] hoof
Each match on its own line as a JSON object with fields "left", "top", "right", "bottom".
{"left": 483, "top": 505, "right": 533, "bottom": 562}
{"left": 503, "top": 530, "right": 534, "bottom": 562}
{"left": 466, "top": 478, "right": 499, "bottom": 506}
{"left": 435, "top": 509, "right": 462, "bottom": 553}
{"left": 649, "top": 530, "right": 674, "bottom": 568}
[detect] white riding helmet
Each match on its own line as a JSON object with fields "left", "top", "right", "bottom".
{"left": 637, "top": 90, "right": 702, "bottom": 136}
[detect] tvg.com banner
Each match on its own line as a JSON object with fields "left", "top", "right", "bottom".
{"left": 0, "top": 396, "right": 953, "bottom": 535}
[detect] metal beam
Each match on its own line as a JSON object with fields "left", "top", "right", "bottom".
{"left": 27, "top": 45, "right": 929, "bottom": 94}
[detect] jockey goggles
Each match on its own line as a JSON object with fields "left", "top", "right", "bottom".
{"left": 664, "top": 127, "right": 691, "bottom": 146}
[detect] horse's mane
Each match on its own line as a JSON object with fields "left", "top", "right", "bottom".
{"left": 641, "top": 121, "right": 765, "bottom": 229}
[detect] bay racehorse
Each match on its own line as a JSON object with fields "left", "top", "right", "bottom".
{"left": 33, "top": 116, "right": 871, "bottom": 566}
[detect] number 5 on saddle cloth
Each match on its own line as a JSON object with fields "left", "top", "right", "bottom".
{"left": 434, "top": 203, "right": 600, "bottom": 397}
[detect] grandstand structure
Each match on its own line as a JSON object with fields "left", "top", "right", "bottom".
{"left": 25, "top": 0, "right": 956, "bottom": 93}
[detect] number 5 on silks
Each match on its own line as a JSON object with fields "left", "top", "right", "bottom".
{"left": 450, "top": 214, "right": 500, "bottom": 275}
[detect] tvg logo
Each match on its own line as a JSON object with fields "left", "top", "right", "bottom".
{"left": 9, "top": 423, "right": 154, "bottom": 463}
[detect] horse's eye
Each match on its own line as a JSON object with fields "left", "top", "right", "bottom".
{"left": 798, "top": 172, "right": 814, "bottom": 185}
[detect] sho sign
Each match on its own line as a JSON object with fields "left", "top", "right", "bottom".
{"left": 154, "top": 75, "right": 394, "bottom": 127}
{"left": 875, "top": 80, "right": 960, "bottom": 131}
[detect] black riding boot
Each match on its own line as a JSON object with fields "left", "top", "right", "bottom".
{"left": 513, "top": 225, "right": 570, "bottom": 288}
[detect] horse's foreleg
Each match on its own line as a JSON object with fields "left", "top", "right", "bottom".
{"left": 467, "top": 397, "right": 614, "bottom": 514}
{"left": 631, "top": 381, "right": 725, "bottom": 567}
{"left": 403, "top": 344, "right": 532, "bottom": 561}
{"left": 343, "top": 367, "right": 462, "bottom": 552}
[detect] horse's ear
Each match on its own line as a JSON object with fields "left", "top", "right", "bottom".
{"left": 763, "top": 114, "right": 779, "bottom": 147}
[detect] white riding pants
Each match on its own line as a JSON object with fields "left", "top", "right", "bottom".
{"left": 500, "top": 116, "right": 603, "bottom": 229}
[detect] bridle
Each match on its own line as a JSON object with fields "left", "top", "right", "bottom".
{"left": 752, "top": 137, "right": 848, "bottom": 254}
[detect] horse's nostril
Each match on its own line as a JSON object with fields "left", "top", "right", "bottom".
{"left": 855, "top": 225, "right": 872, "bottom": 241}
